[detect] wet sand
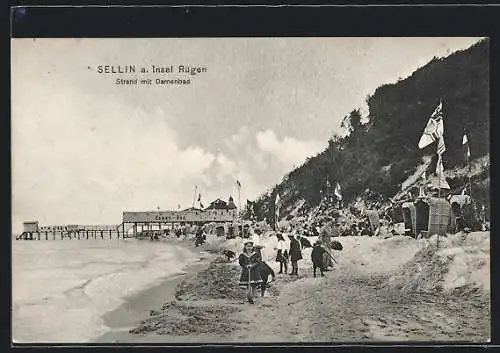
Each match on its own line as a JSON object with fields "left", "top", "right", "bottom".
{"left": 93, "top": 244, "right": 216, "bottom": 343}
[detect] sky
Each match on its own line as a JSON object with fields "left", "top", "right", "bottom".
{"left": 11, "top": 37, "right": 483, "bottom": 232}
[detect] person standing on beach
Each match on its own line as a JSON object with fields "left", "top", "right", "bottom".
{"left": 274, "top": 233, "right": 289, "bottom": 274}
{"left": 320, "top": 219, "right": 339, "bottom": 269}
{"left": 238, "top": 241, "right": 264, "bottom": 304}
{"left": 311, "top": 241, "right": 327, "bottom": 277}
{"left": 250, "top": 226, "right": 261, "bottom": 248}
{"left": 288, "top": 234, "right": 302, "bottom": 276}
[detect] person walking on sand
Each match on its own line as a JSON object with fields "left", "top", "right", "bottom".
{"left": 274, "top": 233, "right": 289, "bottom": 274}
{"left": 288, "top": 234, "right": 302, "bottom": 276}
{"left": 311, "top": 241, "right": 327, "bottom": 278}
{"left": 239, "top": 241, "right": 264, "bottom": 304}
{"left": 320, "top": 219, "right": 339, "bottom": 270}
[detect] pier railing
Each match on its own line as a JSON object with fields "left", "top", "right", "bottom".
{"left": 15, "top": 228, "right": 127, "bottom": 240}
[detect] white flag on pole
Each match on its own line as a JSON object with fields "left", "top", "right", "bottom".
{"left": 334, "top": 182, "right": 342, "bottom": 200}
{"left": 434, "top": 155, "right": 450, "bottom": 190}
{"left": 437, "top": 135, "right": 446, "bottom": 155}
{"left": 463, "top": 133, "right": 471, "bottom": 158}
{"left": 419, "top": 101, "right": 445, "bottom": 150}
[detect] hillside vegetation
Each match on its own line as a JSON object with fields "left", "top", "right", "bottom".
{"left": 247, "top": 39, "right": 489, "bottom": 224}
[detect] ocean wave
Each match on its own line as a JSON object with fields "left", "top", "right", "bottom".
{"left": 12, "top": 240, "right": 200, "bottom": 343}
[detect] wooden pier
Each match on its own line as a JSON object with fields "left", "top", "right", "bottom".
{"left": 15, "top": 224, "right": 132, "bottom": 241}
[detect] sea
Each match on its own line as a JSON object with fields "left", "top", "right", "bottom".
{"left": 12, "top": 237, "right": 199, "bottom": 343}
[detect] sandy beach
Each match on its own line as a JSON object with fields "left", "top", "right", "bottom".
{"left": 92, "top": 232, "right": 490, "bottom": 344}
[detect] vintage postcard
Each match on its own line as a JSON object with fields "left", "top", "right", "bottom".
{"left": 11, "top": 37, "right": 490, "bottom": 344}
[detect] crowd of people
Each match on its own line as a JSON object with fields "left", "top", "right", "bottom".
{"left": 236, "top": 221, "right": 341, "bottom": 304}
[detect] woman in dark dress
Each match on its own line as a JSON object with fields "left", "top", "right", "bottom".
{"left": 288, "top": 234, "right": 303, "bottom": 276}
{"left": 239, "top": 241, "right": 263, "bottom": 304}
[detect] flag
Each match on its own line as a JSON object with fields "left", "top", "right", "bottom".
{"left": 419, "top": 169, "right": 427, "bottom": 197}
{"left": 435, "top": 154, "right": 442, "bottom": 175}
{"left": 419, "top": 186, "right": 425, "bottom": 197}
{"left": 200, "top": 202, "right": 204, "bottom": 209}
{"left": 418, "top": 101, "right": 444, "bottom": 149}
{"left": 463, "top": 133, "right": 471, "bottom": 159}
{"left": 334, "top": 182, "right": 342, "bottom": 200}
{"left": 247, "top": 200, "right": 256, "bottom": 220}
{"left": 434, "top": 154, "right": 450, "bottom": 190}
{"left": 197, "top": 193, "right": 201, "bottom": 202}
{"left": 461, "top": 186, "right": 467, "bottom": 195}
{"left": 177, "top": 204, "right": 181, "bottom": 210}
{"left": 437, "top": 135, "right": 446, "bottom": 155}
{"left": 275, "top": 193, "right": 281, "bottom": 208}
{"left": 236, "top": 180, "right": 241, "bottom": 189}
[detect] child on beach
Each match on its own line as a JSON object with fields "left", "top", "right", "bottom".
{"left": 274, "top": 233, "right": 289, "bottom": 274}
{"left": 238, "top": 241, "right": 264, "bottom": 304}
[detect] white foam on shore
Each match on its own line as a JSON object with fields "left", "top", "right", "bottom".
{"left": 12, "top": 238, "right": 199, "bottom": 343}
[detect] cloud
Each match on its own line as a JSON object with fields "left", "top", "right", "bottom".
{"left": 230, "top": 126, "right": 250, "bottom": 145}
{"left": 12, "top": 79, "right": 216, "bottom": 232}
{"left": 210, "top": 152, "right": 265, "bottom": 203}
{"left": 255, "top": 130, "right": 327, "bottom": 170}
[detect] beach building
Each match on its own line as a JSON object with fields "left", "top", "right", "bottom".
{"left": 22, "top": 221, "right": 39, "bottom": 233}
{"left": 19, "top": 196, "right": 239, "bottom": 239}
{"left": 120, "top": 196, "right": 239, "bottom": 237}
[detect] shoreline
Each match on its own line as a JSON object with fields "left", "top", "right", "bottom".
{"left": 92, "top": 238, "right": 216, "bottom": 343}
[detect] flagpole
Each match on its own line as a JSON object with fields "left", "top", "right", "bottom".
{"left": 467, "top": 151, "right": 472, "bottom": 200}
{"left": 238, "top": 188, "right": 241, "bottom": 216}
{"left": 192, "top": 185, "right": 197, "bottom": 208}
{"left": 436, "top": 153, "right": 442, "bottom": 250}
{"left": 237, "top": 181, "right": 242, "bottom": 237}
{"left": 438, "top": 155, "right": 441, "bottom": 199}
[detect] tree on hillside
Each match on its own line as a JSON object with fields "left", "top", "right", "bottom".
{"left": 341, "top": 109, "right": 362, "bottom": 134}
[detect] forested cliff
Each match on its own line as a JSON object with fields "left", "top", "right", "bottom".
{"left": 246, "top": 39, "right": 489, "bottom": 224}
